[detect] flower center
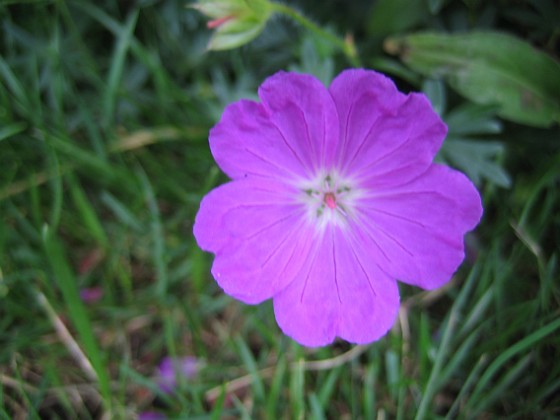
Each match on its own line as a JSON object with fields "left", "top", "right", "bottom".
{"left": 299, "top": 171, "right": 361, "bottom": 230}
{"left": 324, "top": 192, "right": 337, "bottom": 209}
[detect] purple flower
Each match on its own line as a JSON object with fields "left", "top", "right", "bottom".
{"left": 157, "top": 356, "right": 199, "bottom": 393}
{"left": 193, "top": 69, "right": 483, "bottom": 347}
{"left": 79, "top": 287, "right": 103, "bottom": 304}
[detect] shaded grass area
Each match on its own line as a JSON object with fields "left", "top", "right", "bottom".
{"left": 1, "top": 0, "right": 559, "bottom": 418}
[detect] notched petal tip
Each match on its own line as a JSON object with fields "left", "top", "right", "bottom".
{"left": 273, "top": 228, "right": 402, "bottom": 347}
{"left": 257, "top": 71, "right": 341, "bottom": 171}
{"left": 329, "top": 69, "right": 447, "bottom": 184}
{"left": 195, "top": 178, "right": 315, "bottom": 306}
{"left": 356, "top": 163, "right": 483, "bottom": 291}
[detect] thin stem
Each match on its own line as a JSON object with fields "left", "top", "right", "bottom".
{"left": 271, "top": 2, "right": 361, "bottom": 67}
{"left": 35, "top": 291, "right": 98, "bottom": 382}
{"left": 204, "top": 344, "right": 369, "bottom": 402}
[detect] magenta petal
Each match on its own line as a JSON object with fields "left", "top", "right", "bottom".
{"left": 193, "top": 178, "right": 296, "bottom": 253}
{"left": 329, "top": 69, "right": 446, "bottom": 185}
{"left": 273, "top": 227, "right": 400, "bottom": 346}
{"left": 211, "top": 210, "right": 315, "bottom": 304}
{"left": 355, "top": 164, "right": 483, "bottom": 289}
{"left": 258, "top": 72, "right": 340, "bottom": 174}
{"left": 273, "top": 230, "right": 338, "bottom": 347}
{"left": 336, "top": 229, "right": 400, "bottom": 343}
{"left": 210, "top": 100, "right": 309, "bottom": 181}
{"left": 194, "top": 178, "right": 313, "bottom": 304}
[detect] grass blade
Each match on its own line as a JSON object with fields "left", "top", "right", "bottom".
{"left": 42, "top": 230, "right": 112, "bottom": 412}
{"left": 467, "top": 316, "right": 560, "bottom": 410}
{"left": 102, "top": 9, "right": 139, "bottom": 127}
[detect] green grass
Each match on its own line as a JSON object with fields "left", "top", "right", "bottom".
{"left": 1, "top": 0, "right": 559, "bottom": 418}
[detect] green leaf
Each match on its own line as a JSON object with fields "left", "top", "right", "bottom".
{"left": 368, "top": 0, "right": 429, "bottom": 36}
{"left": 445, "top": 103, "right": 503, "bottom": 136}
{"left": 67, "top": 175, "right": 108, "bottom": 248}
{"left": 467, "top": 316, "right": 560, "bottom": 412}
{"left": 0, "top": 122, "right": 27, "bottom": 142}
{"left": 437, "top": 102, "right": 510, "bottom": 188}
{"left": 422, "top": 79, "right": 446, "bottom": 116}
{"left": 102, "top": 9, "right": 139, "bottom": 128}
{"left": 289, "top": 35, "right": 335, "bottom": 86}
{"left": 42, "top": 230, "right": 112, "bottom": 409}
{"left": 385, "top": 31, "right": 560, "bottom": 127}
{"left": 440, "top": 138, "right": 511, "bottom": 188}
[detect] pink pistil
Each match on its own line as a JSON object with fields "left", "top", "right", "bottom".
{"left": 324, "top": 192, "right": 337, "bottom": 209}
{"left": 207, "top": 15, "right": 234, "bottom": 29}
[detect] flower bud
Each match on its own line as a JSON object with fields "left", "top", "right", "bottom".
{"left": 192, "top": 0, "right": 272, "bottom": 50}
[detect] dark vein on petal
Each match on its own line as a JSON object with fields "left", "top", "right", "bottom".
{"left": 249, "top": 184, "right": 297, "bottom": 195}
{"left": 344, "top": 112, "right": 381, "bottom": 173}
{"left": 362, "top": 203, "right": 460, "bottom": 249}
{"left": 353, "top": 119, "right": 441, "bottom": 181}
{"left": 360, "top": 215, "right": 415, "bottom": 258}
{"left": 353, "top": 133, "right": 414, "bottom": 180}
{"left": 321, "top": 112, "right": 327, "bottom": 168}
{"left": 300, "top": 240, "right": 321, "bottom": 303}
{"left": 245, "top": 208, "right": 301, "bottom": 240}
{"left": 222, "top": 203, "right": 297, "bottom": 215}
{"left": 243, "top": 147, "right": 300, "bottom": 178}
{"left": 360, "top": 189, "right": 451, "bottom": 202}
{"left": 354, "top": 162, "right": 424, "bottom": 188}
{"left": 359, "top": 206, "right": 427, "bottom": 229}
{"left": 337, "top": 100, "right": 353, "bottom": 169}
{"left": 259, "top": 215, "right": 301, "bottom": 268}
{"left": 347, "top": 235, "right": 377, "bottom": 297}
{"left": 332, "top": 230, "right": 342, "bottom": 304}
{"left": 353, "top": 215, "right": 397, "bottom": 263}
{"left": 273, "top": 221, "right": 309, "bottom": 277}
{"left": 298, "top": 107, "right": 316, "bottom": 170}
{"left": 270, "top": 116, "right": 311, "bottom": 175}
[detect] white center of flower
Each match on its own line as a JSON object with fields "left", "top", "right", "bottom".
{"left": 299, "top": 171, "right": 362, "bottom": 230}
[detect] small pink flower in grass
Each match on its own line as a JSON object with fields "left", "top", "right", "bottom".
{"left": 157, "top": 356, "right": 199, "bottom": 393}
{"left": 193, "top": 69, "right": 483, "bottom": 347}
{"left": 79, "top": 287, "right": 103, "bottom": 304}
{"left": 138, "top": 412, "right": 166, "bottom": 420}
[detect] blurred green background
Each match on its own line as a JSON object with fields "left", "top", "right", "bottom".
{"left": 1, "top": 0, "right": 559, "bottom": 418}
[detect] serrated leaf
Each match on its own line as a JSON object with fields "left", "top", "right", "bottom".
{"left": 440, "top": 138, "right": 511, "bottom": 188}
{"left": 385, "top": 31, "right": 560, "bottom": 128}
{"left": 289, "top": 35, "right": 335, "bottom": 86}
{"left": 445, "top": 103, "right": 503, "bottom": 136}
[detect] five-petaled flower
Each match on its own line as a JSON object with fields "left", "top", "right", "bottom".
{"left": 194, "top": 69, "right": 483, "bottom": 347}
